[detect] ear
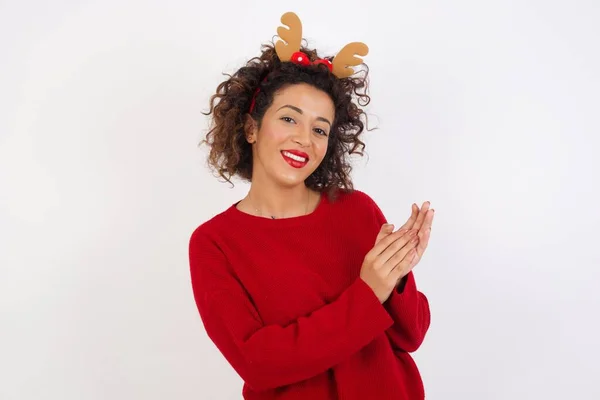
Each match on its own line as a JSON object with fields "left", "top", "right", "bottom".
{"left": 244, "top": 114, "right": 258, "bottom": 144}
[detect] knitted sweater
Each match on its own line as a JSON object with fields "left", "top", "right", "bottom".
{"left": 188, "top": 189, "right": 430, "bottom": 399}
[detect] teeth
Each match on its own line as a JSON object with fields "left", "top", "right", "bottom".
{"left": 282, "top": 151, "right": 307, "bottom": 163}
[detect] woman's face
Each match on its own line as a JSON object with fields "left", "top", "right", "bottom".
{"left": 247, "top": 83, "right": 335, "bottom": 189}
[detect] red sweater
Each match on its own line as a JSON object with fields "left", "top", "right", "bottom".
{"left": 188, "top": 189, "right": 430, "bottom": 399}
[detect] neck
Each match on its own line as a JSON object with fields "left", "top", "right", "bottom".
{"left": 244, "top": 180, "right": 314, "bottom": 219}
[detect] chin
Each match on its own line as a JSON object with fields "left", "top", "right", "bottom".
{"left": 275, "top": 175, "right": 308, "bottom": 188}
{"left": 266, "top": 158, "right": 322, "bottom": 188}
{"left": 274, "top": 170, "right": 315, "bottom": 188}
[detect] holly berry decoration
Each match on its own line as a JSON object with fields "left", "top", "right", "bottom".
{"left": 291, "top": 51, "right": 311, "bottom": 66}
{"left": 312, "top": 58, "right": 333, "bottom": 72}
{"left": 290, "top": 51, "right": 333, "bottom": 72}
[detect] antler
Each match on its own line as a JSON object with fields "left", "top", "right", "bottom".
{"left": 274, "top": 12, "right": 302, "bottom": 62}
{"left": 331, "top": 42, "right": 369, "bottom": 78}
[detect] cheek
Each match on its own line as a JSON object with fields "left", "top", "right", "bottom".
{"left": 313, "top": 140, "right": 329, "bottom": 160}
{"left": 259, "top": 126, "right": 287, "bottom": 147}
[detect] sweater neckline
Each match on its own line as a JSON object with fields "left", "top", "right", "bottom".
{"left": 225, "top": 191, "right": 328, "bottom": 228}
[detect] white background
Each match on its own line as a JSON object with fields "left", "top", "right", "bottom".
{"left": 1, "top": 0, "right": 599, "bottom": 399}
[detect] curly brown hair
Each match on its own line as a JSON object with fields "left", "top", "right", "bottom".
{"left": 200, "top": 41, "right": 373, "bottom": 200}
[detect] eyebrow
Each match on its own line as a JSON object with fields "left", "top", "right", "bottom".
{"left": 277, "top": 104, "right": 331, "bottom": 127}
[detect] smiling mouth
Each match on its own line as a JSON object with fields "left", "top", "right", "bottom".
{"left": 281, "top": 151, "right": 309, "bottom": 168}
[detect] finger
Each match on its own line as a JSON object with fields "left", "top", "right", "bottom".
{"left": 417, "top": 209, "right": 434, "bottom": 243}
{"left": 399, "top": 204, "right": 419, "bottom": 230}
{"left": 375, "top": 223, "right": 395, "bottom": 245}
{"left": 369, "top": 226, "right": 411, "bottom": 257}
{"left": 378, "top": 229, "right": 417, "bottom": 267}
{"left": 419, "top": 208, "right": 435, "bottom": 233}
{"left": 390, "top": 248, "right": 417, "bottom": 281}
{"left": 416, "top": 226, "right": 431, "bottom": 257}
{"left": 413, "top": 201, "right": 430, "bottom": 231}
{"left": 396, "top": 258, "right": 415, "bottom": 285}
{"left": 384, "top": 234, "right": 419, "bottom": 273}
{"left": 410, "top": 204, "right": 425, "bottom": 231}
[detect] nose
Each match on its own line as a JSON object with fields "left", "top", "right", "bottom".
{"left": 292, "top": 125, "right": 311, "bottom": 147}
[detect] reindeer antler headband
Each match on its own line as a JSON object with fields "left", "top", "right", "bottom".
{"left": 274, "top": 11, "right": 369, "bottom": 78}
{"left": 249, "top": 11, "right": 369, "bottom": 113}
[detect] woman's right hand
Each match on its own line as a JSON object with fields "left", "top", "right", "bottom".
{"left": 359, "top": 224, "right": 419, "bottom": 303}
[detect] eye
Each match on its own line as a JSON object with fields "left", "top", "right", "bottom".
{"left": 281, "top": 116, "right": 295, "bottom": 123}
{"left": 314, "top": 128, "right": 328, "bottom": 136}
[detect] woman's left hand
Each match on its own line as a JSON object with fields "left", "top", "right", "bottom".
{"left": 397, "top": 201, "right": 434, "bottom": 269}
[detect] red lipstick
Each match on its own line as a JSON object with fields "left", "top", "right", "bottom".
{"left": 281, "top": 150, "right": 309, "bottom": 168}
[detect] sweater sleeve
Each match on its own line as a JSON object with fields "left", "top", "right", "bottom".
{"left": 384, "top": 272, "right": 431, "bottom": 352}
{"left": 366, "top": 194, "right": 432, "bottom": 353}
{"left": 188, "top": 228, "right": 394, "bottom": 392}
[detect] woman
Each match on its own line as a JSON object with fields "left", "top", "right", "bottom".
{"left": 189, "top": 12, "right": 435, "bottom": 400}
